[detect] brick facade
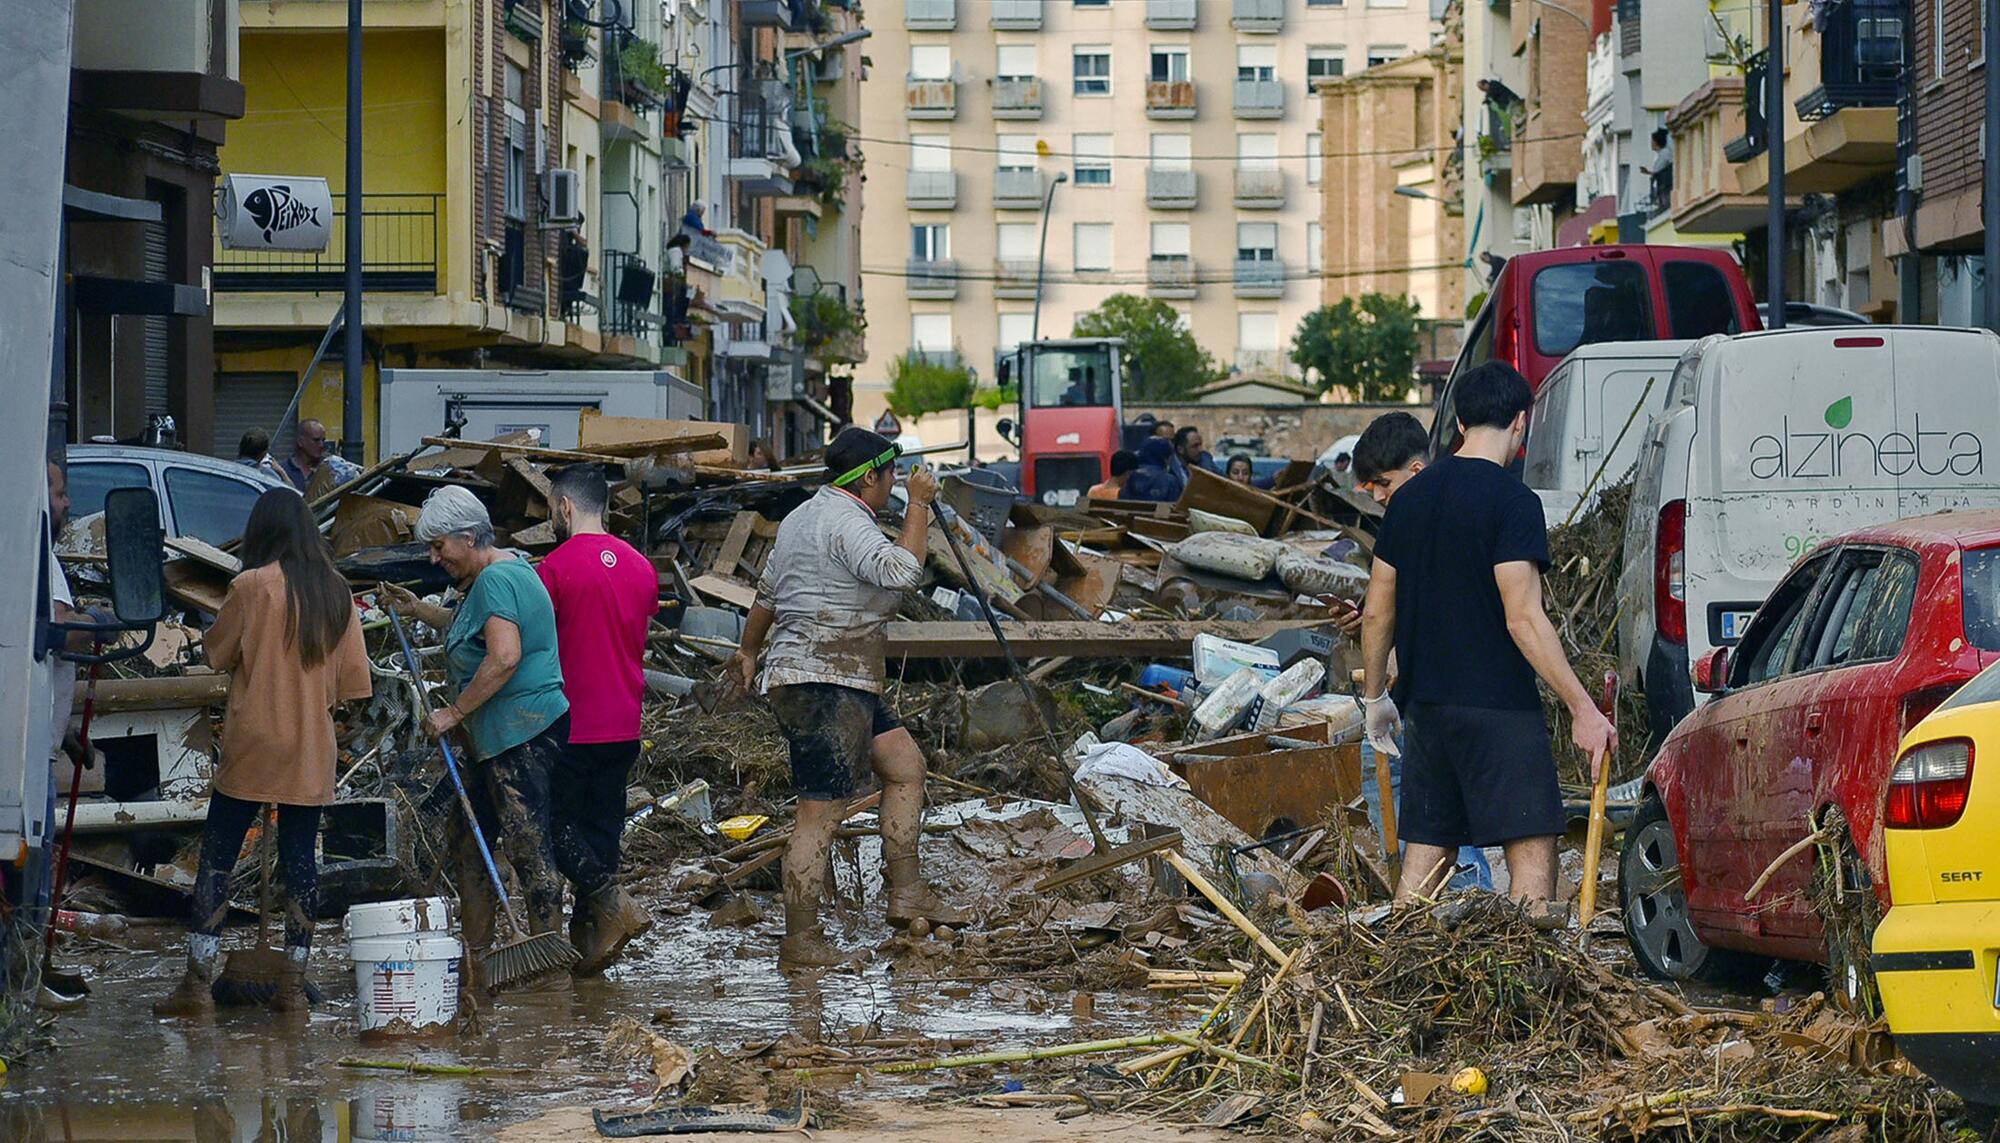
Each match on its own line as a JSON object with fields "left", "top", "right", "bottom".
{"left": 1908, "top": 0, "right": 1986, "bottom": 251}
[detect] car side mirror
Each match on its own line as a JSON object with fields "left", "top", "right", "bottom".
{"left": 1692, "top": 647, "right": 1730, "bottom": 695}
{"left": 104, "top": 486, "right": 167, "bottom": 626}
{"left": 995, "top": 417, "right": 1019, "bottom": 446}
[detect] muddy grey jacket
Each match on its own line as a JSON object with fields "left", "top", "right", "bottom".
{"left": 755, "top": 485, "right": 924, "bottom": 694}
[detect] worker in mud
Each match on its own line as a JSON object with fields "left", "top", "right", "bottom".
{"left": 537, "top": 465, "right": 658, "bottom": 975}
{"left": 1341, "top": 412, "right": 1491, "bottom": 891}
{"left": 726, "top": 426, "right": 970, "bottom": 969}
{"left": 1358, "top": 364, "right": 1615, "bottom": 911}
{"left": 382, "top": 487, "right": 571, "bottom": 987}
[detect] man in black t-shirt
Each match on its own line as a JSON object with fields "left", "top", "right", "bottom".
{"left": 1358, "top": 362, "right": 1616, "bottom": 904}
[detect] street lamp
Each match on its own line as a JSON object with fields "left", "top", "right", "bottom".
{"left": 1029, "top": 171, "right": 1069, "bottom": 346}
{"left": 1393, "top": 186, "right": 1439, "bottom": 202}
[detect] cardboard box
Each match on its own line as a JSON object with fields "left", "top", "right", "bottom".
{"left": 578, "top": 411, "right": 746, "bottom": 467}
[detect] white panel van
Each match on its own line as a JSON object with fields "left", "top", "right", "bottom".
{"left": 1522, "top": 340, "right": 1691, "bottom": 527}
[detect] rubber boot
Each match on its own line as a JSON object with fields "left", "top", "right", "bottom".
{"left": 777, "top": 905, "right": 846, "bottom": 970}
{"left": 884, "top": 854, "right": 971, "bottom": 929}
{"left": 270, "top": 947, "right": 311, "bottom": 1012}
{"left": 152, "top": 935, "right": 219, "bottom": 1019}
{"left": 573, "top": 885, "right": 652, "bottom": 977}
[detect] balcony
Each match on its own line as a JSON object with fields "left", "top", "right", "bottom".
{"left": 1147, "top": 0, "right": 1197, "bottom": 29}
{"left": 727, "top": 103, "right": 796, "bottom": 197}
{"left": 905, "top": 0, "right": 956, "bottom": 29}
{"left": 1233, "top": 78, "right": 1284, "bottom": 119}
{"left": 993, "top": 167, "right": 1044, "bottom": 209}
{"left": 600, "top": 250, "right": 661, "bottom": 339}
{"left": 905, "top": 169, "right": 958, "bottom": 209}
{"left": 739, "top": 0, "right": 798, "bottom": 30}
{"left": 1794, "top": 0, "right": 1901, "bottom": 121}
{"left": 1146, "top": 81, "right": 1197, "bottom": 119}
{"left": 907, "top": 259, "right": 960, "bottom": 299}
{"left": 992, "top": 78, "right": 1043, "bottom": 119}
{"left": 1666, "top": 78, "right": 1798, "bottom": 234}
{"left": 1231, "top": 0, "right": 1282, "bottom": 32}
{"left": 1233, "top": 258, "right": 1283, "bottom": 298}
{"left": 1233, "top": 168, "right": 1285, "bottom": 208}
{"left": 991, "top": 0, "right": 1042, "bottom": 29}
{"left": 1513, "top": 0, "right": 1589, "bottom": 205}
{"left": 907, "top": 78, "right": 957, "bottom": 120}
{"left": 1735, "top": 1, "right": 1900, "bottom": 197}
{"left": 713, "top": 228, "right": 769, "bottom": 321}
{"left": 598, "top": 34, "right": 662, "bottom": 140}
{"left": 71, "top": 0, "right": 243, "bottom": 120}
{"left": 1146, "top": 167, "right": 1197, "bottom": 208}
{"left": 994, "top": 259, "right": 1040, "bottom": 299}
{"left": 214, "top": 194, "right": 440, "bottom": 294}
{"left": 1147, "top": 256, "right": 1197, "bottom": 298}
{"left": 1616, "top": 0, "right": 1641, "bottom": 57}
{"left": 1478, "top": 103, "right": 1514, "bottom": 174}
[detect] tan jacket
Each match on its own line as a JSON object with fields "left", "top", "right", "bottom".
{"left": 206, "top": 564, "right": 371, "bottom": 805}
{"left": 755, "top": 485, "right": 923, "bottom": 695}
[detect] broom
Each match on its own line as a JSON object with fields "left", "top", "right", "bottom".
{"left": 212, "top": 808, "right": 289, "bottom": 1006}
{"left": 386, "top": 606, "right": 578, "bottom": 988}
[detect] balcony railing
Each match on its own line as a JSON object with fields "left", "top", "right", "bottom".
{"left": 1795, "top": 0, "right": 1903, "bottom": 120}
{"left": 1147, "top": 0, "right": 1196, "bottom": 29}
{"left": 994, "top": 259, "right": 1039, "bottom": 298}
{"left": 598, "top": 31, "right": 665, "bottom": 114}
{"left": 739, "top": 0, "right": 799, "bottom": 29}
{"left": 214, "top": 193, "right": 441, "bottom": 294}
{"left": 993, "top": 167, "right": 1044, "bottom": 208}
{"left": 905, "top": 169, "right": 958, "bottom": 209}
{"left": 907, "top": 77, "right": 957, "bottom": 119}
{"left": 1235, "top": 348, "right": 1284, "bottom": 374}
{"left": 1146, "top": 80, "right": 1197, "bottom": 118}
{"left": 1233, "top": 77, "right": 1284, "bottom": 119}
{"left": 1724, "top": 49, "right": 1769, "bottom": 162}
{"left": 1146, "top": 166, "right": 1196, "bottom": 208}
{"left": 991, "top": 0, "right": 1041, "bottom": 29}
{"left": 1147, "top": 255, "right": 1197, "bottom": 297}
{"left": 908, "top": 259, "right": 959, "bottom": 298}
{"left": 1233, "top": 257, "right": 1284, "bottom": 297}
{"left": 1233, "top": 168, "right": 1285, "bottom": 207}
{"left": 1232, "top": 0, "right": 1282, "bottom": 32}
{"left": 1616, "top": 0, "right": 1641, "bottom": 56}
{"left": 601, "top": 249, "right": 660, "bottom": 338}
{"left": 905, "top": 0, "right": 955, "bottom": 29}
{"left": 992, "top": 77, "right": 1043, "bottom": 118}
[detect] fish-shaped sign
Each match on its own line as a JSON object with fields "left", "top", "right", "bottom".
{"left": 243, "top": 184, "right": 321, "bottom": 243}
{"left": 218, "top": 174, "right": 334, "bottom": 252}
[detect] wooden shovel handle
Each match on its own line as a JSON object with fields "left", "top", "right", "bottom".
{"left": 1577, "top": 672, "right": 1618, "bottom": 928}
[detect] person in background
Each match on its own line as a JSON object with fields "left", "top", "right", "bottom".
{"left": 155, "top": 489, "right": 372, "bottom": 1017}
{"left": 1340, "top": 413, "right": 1491, "bottom": 891}
{"left": 43, "top": 462, "right": 114, "bottom": 800}
{"left": 746, "top": 439, "right": 782, "bottom": 472}
{"left": 279, "top": 419, "right": 329, "bottom": 492}
{"left": 537, "top": 466, "right": 659, "bottom": 975}
{"left": 1120, "top": 438, "right": 1185, "bottom": 503}
{"left": 236, "top": 428, "right": 289, "bottom": 486}
{"left": 1151, "top": 420, "right": 1176, "bottom": 440}
{"left": 1087, "top": 450, "right": 1138, "bottom": 502}
{"left": 382, "top": 486, "right": 571, "bottom": 990}
{"left": 1172, "top": 426, "right": 1216, "bottom": 479}
{"left": 1226, "top": 454, "right": 1256, "bottom": 485}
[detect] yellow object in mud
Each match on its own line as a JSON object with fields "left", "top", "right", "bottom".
{"left": 1451, "top": 1067, "right": 1488, "bottom": 1096}
{"left": 717, "top": 814, "right": 772, "bottom": 841}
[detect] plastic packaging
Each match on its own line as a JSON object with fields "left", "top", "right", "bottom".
{"left": 1250, "top": 660, "right": 1328, "bottom": 731}
{"left": 1191, "top": 667, "right": 1265, "bottom": 739}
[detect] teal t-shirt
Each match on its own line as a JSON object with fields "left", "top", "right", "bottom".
{"left": 445, "top": 556, "right": 569, "bottom": 760}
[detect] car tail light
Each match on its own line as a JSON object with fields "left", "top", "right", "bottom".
{"left": 1885, "top": 738, "right": 1975, "bottom": 830}
{"left": 1901, "top": 683, "right": 1964, "bottom": 735}
{"left": 1655, "top": 500, "right": 1687, "bottom": 645}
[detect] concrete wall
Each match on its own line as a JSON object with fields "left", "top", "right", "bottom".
{"left": 1123, "top": 400, "right": 1432, "bottom": 459}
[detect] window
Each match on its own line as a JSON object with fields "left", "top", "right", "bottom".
{"left": 1307, "top": 220, "right": 1322, "bottom": 274}
{"left": 1074, "top": 0, "right": 1109, "bottom": 6}
{"left": 1238, "top": 311, "right": 1279, "bottom": 350}
{"left": 1236, "top": 43, "right": 1277, "bottom": 82}
{"left": 1150, "top": 133, "right": 1192, "bottom": 170}
{"left": 1366, "top": 44, "right": 1407, "bottom": 68}
{"left": 1074, "top": 46, "right": 1111, "bottom": 95}
{"left": 1307, "top": 46, "right": 1346, "bottom": 88}
{"left": 1236, "top": 221, "right": 1277, "bottom": 261}
{"left": 997, "top": 222, "right": 1036, "bottom": 260}
{"left": 996, "top": 44, "right": 1036, "bottom": 80}
{"left": 1073, "top": 134, "right": 1113, "bottom": 185}
{"left": 1732, "top": 554, "right": 1834, "bottom": 687}
{"left": 1661, "top": 260, "right": 1742, "bottom": 339}
{"left": 1151, "top": 222, "right": 1191, "bottom": 257}
{"left": 997, "top": 134, "right": 1038, "bottom": 171}
{"left": 1306, "top": 0, "right": 1344, "bottom": 6}
{"left": 912, "top": 313, "right": 954, "bottom": 353}
{"left": 1074, "top": 223, "right": 1113, "bottom": 272}
{"left": 504, "top": 61, "right": 528, "bottom": 223}
{"left": 1365, "top": 0, "right": 1407, "bottom": 6}
{"left": 1803, "top": 550, "right": 1919, "bottom": 669}
{"left": 1307, "top": 133, "right": 1323, "bottom": 184}
{"left": 1933, "top": 0, "right": 1946, "bottom": 80}
{"left": 1150, "top": 46, "right": 1190, "bottom": 83}
{"left": 64, "top": 461, "right": 150, "bottom": 520}
{"left": 1237, "top": 132, "right": 1279, "bottom": 169}
{"left": 1531, "top": 260, "right": 1654, "bottom": 357}
{"left": 163, "top": 466, "right": 263, "bottom": 547}
{"left": 911, "top": 222, "right": 950, "bottom": 262}
{"left": 910, "top": 45, "right": 953, "bottom": 80}
{"left": 998, "top": 312, "right": 1035, "bottom": 353}
{"left": 910, "top": 134, "right": 953, "bottom": 171}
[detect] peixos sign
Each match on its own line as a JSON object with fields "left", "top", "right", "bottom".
{"left": 217, "top": 174, "right": 334, "bottom": 252}
{"left": 1746, "top": 396, "right": 1986, "bottom": 482}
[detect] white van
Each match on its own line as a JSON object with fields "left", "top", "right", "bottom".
{"left": 1617, "top": 326, "right": 2000, "bottom": 746}
{"left": 1522, "top": 340, "right": 1691, "bottom": 527}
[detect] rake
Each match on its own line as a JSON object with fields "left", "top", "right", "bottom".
{"left": 929, "top": 496, "right": 1181, "bottom": 891}
{"left": 386, "top": 607, "right": 578, "bottom": 989}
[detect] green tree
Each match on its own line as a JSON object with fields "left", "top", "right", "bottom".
{"left": 886, "top": 351, "right": 973, "bottom": 419}
{"left": 1071, "top": 294, "right": 1223, "bottom": 401}
{"left": 1290, "top": 293, "right": 1423, "bottom": 402}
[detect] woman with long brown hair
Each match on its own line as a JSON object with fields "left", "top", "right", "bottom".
{"left": 155, "top": 489, "right": 371, "bottom": 1017}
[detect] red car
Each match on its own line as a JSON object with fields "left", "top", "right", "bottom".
{"left": 1619, "top": 511, "right": 2000, "bottom": 982}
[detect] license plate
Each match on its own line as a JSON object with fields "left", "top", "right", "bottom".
{"left": 1719, "top": 610, "right": 1757, "bottom": 642}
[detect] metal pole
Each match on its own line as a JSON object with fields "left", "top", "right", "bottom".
{"left": 1029, "top": 172, "right": 1067, "bottom": 345}
{"left": 1764, "top": 0, "right": 1786, "bottom": 329}
{"left": 342, "top": 0, "right": 365, "bottom": 461}
{"left": 1985, "top": 0, "right": 2000, "bottom": 331}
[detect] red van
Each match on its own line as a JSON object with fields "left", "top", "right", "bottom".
{"left": 1429, "top": 245, "right": 1761, "bottom": 455}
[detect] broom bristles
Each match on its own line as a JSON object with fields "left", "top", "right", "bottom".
{"left": 480, "top": 931, "right": 579, "bottom": 989}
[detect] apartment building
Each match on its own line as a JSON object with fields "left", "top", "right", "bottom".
{"left": 856, "top": 0, "right": 1437, "bottom": 425}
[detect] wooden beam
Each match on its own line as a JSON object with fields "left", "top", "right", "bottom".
{"left": 882, "top": 618, "right": 1330, "bottom": 660}
{"left": 418, "top": 436, "right": 628, "bottom": 465}
{"left": 584, "top": 432, "right": 730, "bottom": 457}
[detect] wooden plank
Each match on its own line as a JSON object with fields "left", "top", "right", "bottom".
{"left": 688, "top": 573, "right": 758, "bottom": 610}
{"left": 163, "top": 560, "right": 230, "bottom": 613}
{"left": 882, "top": 618, "right": 1331, "bottom": 660}
{"left": 1327, "top": 483, "right": 1386, "bottom": 520}
{"left": 580, "top": 411, "right": 746, "bottom": 466}
{"left": 418, "top": 436, "right": 627, "bottom": 465}
{"left": 706, "top": 512, "right": 758, "bottom": 578}
{"left": 580, "top": 432, "right": 729, "bottom": 457}
{"left": 1177, "top": 466, "right": 1277, "bottom": 533}
{"left": 164, "top": 535, "right": 242, "bottom": 576}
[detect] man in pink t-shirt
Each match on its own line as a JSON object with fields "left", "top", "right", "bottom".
{"left": 540, "top": 465, "right": 659, "bottom": 974}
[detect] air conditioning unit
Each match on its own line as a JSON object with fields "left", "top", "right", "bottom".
{"left": 543, "top": 168, "right": 582, "bottom": 225}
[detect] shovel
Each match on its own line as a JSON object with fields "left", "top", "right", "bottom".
{"left": 1347, "top": 668, "right": 1398, "bottom": 878}
{"left": 1577, "top": 671, "right": 1619, "bottom": 934}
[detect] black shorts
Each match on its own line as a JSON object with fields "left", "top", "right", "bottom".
{"left": 1400, "top": 703, "right": 1565, "bottom": 848}
{"left": 767, "top": 683, "right": 902, "bottom": 801}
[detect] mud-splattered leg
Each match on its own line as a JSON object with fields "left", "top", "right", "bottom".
{"left": 875, "top": 728, "right": 969, "bottom": 928}
{"left": 478, "top": 731, "right": 566, "bottom": 937}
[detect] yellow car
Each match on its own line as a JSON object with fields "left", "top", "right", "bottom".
{"left": 1873, "top": 669, "right": 2000, "bottom": 1111}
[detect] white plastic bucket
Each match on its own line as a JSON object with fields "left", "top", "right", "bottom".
{"left": 345, "top": 897, "right": 461, "bottom": 1034}
{"left": 351, "top": 1084, "right": 463, "bottom": 1143}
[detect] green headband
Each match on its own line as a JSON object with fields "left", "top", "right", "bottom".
{"left": 831, "top": 445, "right": 899, "bottom": 487}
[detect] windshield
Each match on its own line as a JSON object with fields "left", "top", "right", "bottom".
{"left": 1957, "top": 546, "right": 2000, "bottom": 653}
{"left": 1027, "top": 347, "right": 1115, "bottom": 409}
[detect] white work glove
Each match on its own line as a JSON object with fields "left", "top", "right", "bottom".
{"left": 1362, "top": 694, "right": 1403, "bottom": 758}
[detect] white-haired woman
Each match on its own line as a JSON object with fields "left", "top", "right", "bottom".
{"left": 382, "top": 486, "right": 571, "bottom": 982}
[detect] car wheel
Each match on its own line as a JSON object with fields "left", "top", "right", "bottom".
{"left": 1813, "top": 807, "right": 1883, "bottom": 1019}
{"left": 1620, "top": 793, "right": 1741, "bottom": 982}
